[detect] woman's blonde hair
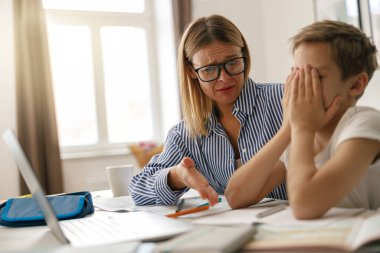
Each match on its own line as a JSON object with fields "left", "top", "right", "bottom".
{"left": 178, "top": 15, "right": 251, "bottom": 137}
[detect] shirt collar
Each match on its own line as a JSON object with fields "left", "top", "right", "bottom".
{"left": 234, "top": 77, "right": 257, "bottom": 115}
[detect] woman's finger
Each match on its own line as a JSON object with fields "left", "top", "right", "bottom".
{"left": 193, "top": 176, "right": 217, "bottom": 202}
{"left": 206, "top": 185, "right": 219, "bottom": 206}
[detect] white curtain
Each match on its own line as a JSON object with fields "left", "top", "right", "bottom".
{"left": 13, "top": 0, "right": 63, "bottom": 194}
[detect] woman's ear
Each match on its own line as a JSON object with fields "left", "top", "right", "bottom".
{"left": 189, "top": 70, "right": 197, "bottom": 79}
{"left": 187, "top": 64, "right": 197, "bottom": 79}
{"left": 348, "top": 72, "right": 368, "bottom": 97}
{"left": 185, "top": 60, "right": 198, "bottom": 79}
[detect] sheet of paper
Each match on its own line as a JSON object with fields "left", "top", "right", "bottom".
{"left": 193, "top": 205, "right": 365, "bottom": 227}
{"left": 135, "top": 195, "right": 229, "bottom": 217}
{"left": 259, "top": 207, "right": 366, "bottom": 227}
{"left": 133, "top": 194, "right": 210, "bottom": 216}
{"left": 192, "top": 206, "right": 269, "bottom": 225}
{"left": 177, "top": 198, "right": 286, "bottom": 220}
{"left": 93, "top": 196, "right": 135, "bottom": 212}
{"left": 92, "top": 189, "right": 204, "bottom": 214}
{"left": 134, "top": 205, "right": 177, "bottom": 215}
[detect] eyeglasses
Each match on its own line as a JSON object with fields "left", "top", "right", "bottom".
{"left": 193, "top": 57, "right": 246, "bottom": 82}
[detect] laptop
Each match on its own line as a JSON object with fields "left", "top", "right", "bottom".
{"left": 2, "top": 129, "right": 193, "bottom": 247}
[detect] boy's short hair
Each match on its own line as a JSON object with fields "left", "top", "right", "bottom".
{"left": 291, "top": 20, "right": 378, "bottom": 81}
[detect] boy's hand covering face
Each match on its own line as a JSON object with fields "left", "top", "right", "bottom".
{"left": 288, "top": 65, "right": 342, "bottom": 132}
{"left": 281, "top": 68, "right": 297, "bottom": 129}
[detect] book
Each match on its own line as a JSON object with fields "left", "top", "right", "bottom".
{"left": 157, "top": 225, "right": 255, "bottom": 253}
{"left": 243, "top": 210, "right": 380, "bottom": 252}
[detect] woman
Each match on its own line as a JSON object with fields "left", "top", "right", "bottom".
{"left": 129, "top": 15, "right": 287, "bottom": 205}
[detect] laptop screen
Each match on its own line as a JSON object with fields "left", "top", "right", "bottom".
{"left": 2, "top": 129, "right": 69, "bottom": 244}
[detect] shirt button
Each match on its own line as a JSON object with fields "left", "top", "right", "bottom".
{"left": 242, "top": 148, "right": 247, "bottom": 153}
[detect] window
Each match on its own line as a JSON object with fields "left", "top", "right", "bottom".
{"left": 314, "top": 0, "right": 380, "bottom": 63}
{"left": 369, "top": 0, "right": 380, "bottom": 54}
{"left": 43, "top": 0, "right": 145, "bottom": 13}
{"left": 43, "top": 0, "right": 180, "bottom": 157}
{"left": 314, "top": 0, "right": 360, "bottom": 28}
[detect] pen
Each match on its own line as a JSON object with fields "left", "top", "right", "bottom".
{"left": 256, "top": 204, "right": 287, "bottom": 219}
{"left": 166, "top": 205, "right": 209, "bottom": 218}
{"left": 175, "top": 199, "right": 185, "bottom": 212}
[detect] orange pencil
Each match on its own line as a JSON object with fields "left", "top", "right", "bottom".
{"left": 166, "top": 205, "right": 209, "bottom": 218}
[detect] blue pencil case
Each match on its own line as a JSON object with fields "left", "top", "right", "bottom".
{"left": 0, "top": 191, "right": 94, "bottom": 227}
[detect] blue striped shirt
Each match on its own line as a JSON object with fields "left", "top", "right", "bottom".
{"left": 129, "top": 78, "right": 288, "bottom": 205}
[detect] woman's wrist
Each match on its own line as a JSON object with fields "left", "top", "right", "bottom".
{"left": 168, "top": 167, "right": 186, "bottom": 190}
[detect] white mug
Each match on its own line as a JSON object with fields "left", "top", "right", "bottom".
{"left": 106, "top": 164, "right": 134, "bottom": 197}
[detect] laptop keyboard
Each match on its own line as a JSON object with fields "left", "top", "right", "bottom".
{"left": 60, "top": 215, "right": 142, "bottom": 246}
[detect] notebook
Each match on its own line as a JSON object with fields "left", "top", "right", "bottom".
{"left": 2, "top": 129, "right": 193, "bottom": 247}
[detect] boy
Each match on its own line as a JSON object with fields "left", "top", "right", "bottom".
{"left": 225, "top": 20, "right": 380, "bottom": 219}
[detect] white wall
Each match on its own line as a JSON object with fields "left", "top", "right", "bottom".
{"left": 358, "top": 73, "right": 380, "bottom": 109}
{"left": 62, "top": 154, "right": 139, "bottom": 192}
{"left": 0, "top": 0, "right": 19, "bottom": 199}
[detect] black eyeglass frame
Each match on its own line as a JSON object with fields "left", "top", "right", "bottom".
{"left": 192, "top": 56, "right": 246, "bottom": 82}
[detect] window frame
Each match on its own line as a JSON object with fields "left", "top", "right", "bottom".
{"left": 44, "top": 0, "right": 167, "bottom": 158}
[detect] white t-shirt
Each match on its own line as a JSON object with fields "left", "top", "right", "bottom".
{"left": 282, "top": 106, "right": 380, "bottom": 210}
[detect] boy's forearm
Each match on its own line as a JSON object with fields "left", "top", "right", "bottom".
{"left": 288, "top": 128, "right": 318, "bottom": 207}
{"left": 289, "top": 128, "right": 315, "bottom": 170}
{"left": 226, "top": 125, "right": 290, "bottom": 208}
